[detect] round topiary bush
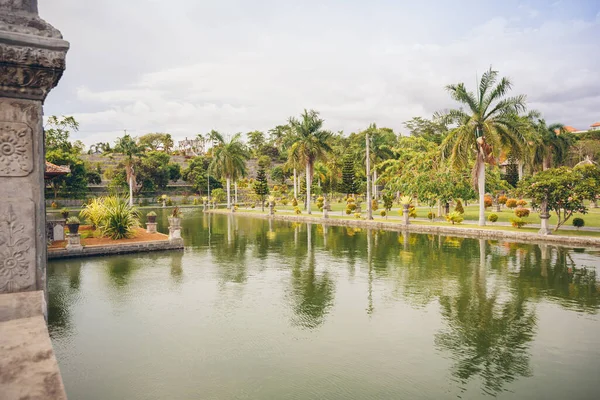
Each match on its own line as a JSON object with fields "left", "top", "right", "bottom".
{"left": 292, "top": 198, "right": 298, "bottom": 207}
{"left": 573, "top": 217, "right": 585, "bottom": 229}
{"left": 488, "top": 213, "right": 498, "bottom": 223}
{"left": 511, "top": 217, "right": 527, "bottom": 229}
{"left": 345, "top": 207, "right": 352, "bottom": 215}
{"left": 516, "top": 199, "right": 528, "bottom": 207}
{"left": 427, "top": 211, "right": 436, "bottom": 220}
{"left": 294, "top": 206, "right": 301, "bottom": 215}
{"left": 506, "top": 198, "right": 518, "bottom": 209}
{"left": 484, "top": 196, "right": 493, "bottom": 208}
{"left": 498, "top": 195, "right": 508, "bottom": 205}
{"left": 380, "top": 210, "right": 387, "bottom": 217}
{"left": 514, "top": 208, "right": 530, "bottom": 218}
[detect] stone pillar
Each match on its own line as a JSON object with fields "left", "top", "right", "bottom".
{"left": 65, "top": 233, "right": 82, "bottom": 252}
{"left": 402, "top": 205, "right": 410, "bottom": 225}
{"left": 146, "top": 222, "right": 157, "bottom": 234}
{"left": 323, "top": 199, "right": 329, "bottom": 219}
{"left": 269, "top": 202, "right": 274, "bottom": 216}
{"left": 538, "top": 200, "right": 551, "bottom": 235}
{"left": 0, "top": 1, "right": 69, "bottom": 302}
{"left": 168, "top": 217, "right": 183, "bottom": 244}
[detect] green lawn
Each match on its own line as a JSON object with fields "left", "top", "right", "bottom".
{"left": 213, "top": 208, "right": 600, "bottom": 238}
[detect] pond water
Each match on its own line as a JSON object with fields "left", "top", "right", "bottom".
{"left": 48, "top": 209, "right": 600, "bottom": 400}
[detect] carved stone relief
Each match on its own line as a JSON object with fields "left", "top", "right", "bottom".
{"left": 0, "top": 200, "right": 35, "bottom": 293}
{"left": 0, "top": 121, "right": 32, "bottom": 176}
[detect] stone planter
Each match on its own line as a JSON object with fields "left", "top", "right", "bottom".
{"left": 402, "top": 205, "right": 410, "bottom": 225}
{"left": 67, "top": 223, "right": 80, "bottom": 235}
{"left": 146, "top": 222, "right": 157, "bottom": 234}
{"left": 168, "top": 217, "right": 181, "bottom": 230}
{"left": 168, "top": 217, "right": 182, "bottom": 243}
{"left": 66, "top": 233, "right": 83, "bottom": 251}
{"left": 147, "top": 215, "right": 157, "bottom": 223}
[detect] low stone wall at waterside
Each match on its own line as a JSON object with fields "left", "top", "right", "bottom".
{"left": 207, "top": 210, "right": 600, "bottom": 248}
{"left": 0, "top": 291, "right": 67, "bottom": 400}
{"left": 48, "top": 239, "right": 184, "bottom": 260}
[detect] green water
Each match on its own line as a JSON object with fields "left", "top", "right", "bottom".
{"left": 48, "top": 209, "right": 600, "bottom": 399}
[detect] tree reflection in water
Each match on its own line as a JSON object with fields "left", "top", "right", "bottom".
{"left": 435, "top": 239, "right": 537, "bottom": 396}
{"left": 289, "top": 223, "right": 334, "bottom": 329}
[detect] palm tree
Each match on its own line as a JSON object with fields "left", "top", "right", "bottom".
{"left": 288, "top": 110, "right": 332, "bottom": 214}
{"left": 531, "top": 120, "right": 572, "bottom": 170}
{"left": 439, "top": 68, "right": 528, "bottom": 225}
{"left": 114, "top": 133, "right": 143, "bottom": 206}
{"left": 209, "top": 132, "right": 249, "bottom": 209}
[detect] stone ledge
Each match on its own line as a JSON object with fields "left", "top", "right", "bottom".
{"left": 0, "top": 290, "right": 45, "bottom": 322}
{"left": 48, "top": 239, "right": 184, "bottom": 260}
{"left": 0, "top": 292, "right": 67, "bottom": 400}
{"left": 207, "top": 210, "right": 600, "bottom": 249}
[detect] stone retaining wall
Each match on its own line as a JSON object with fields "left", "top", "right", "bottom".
{"left": 48, "top": 239, "right": 184, "bottom": 260}
{"left": 207, "top": 210, "right": 600, "bottom": 249}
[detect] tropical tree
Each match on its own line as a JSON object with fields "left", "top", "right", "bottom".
{"left": 531, "top": 120, "right": 573, "bottom": 170}
{"left": 113, "top": 133, "right": 144, "bottom": 206}
{"left": 209, "top": 132, "right": 250, "bottom": 209}
{"left": 439, "top": 68, "right": 529, "bottom": 225}
{"left": 253, "top": 167, "right": 269, "bottom": 211}
{"left": 288, "top": 109, "right": 332, "bottom": 214}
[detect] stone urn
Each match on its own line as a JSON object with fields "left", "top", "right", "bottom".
{"left": 66, "top": 217, "right": 80, "bottom": 234}
{"left": 168, "top": 217, "right": 181, "bottom": 230}
{"left": 147, "top": 214, "right": 157, "bottom": 224}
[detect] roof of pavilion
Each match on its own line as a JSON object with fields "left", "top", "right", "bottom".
{"left": 45, "top": 161, "right": 70, "bottom": 179}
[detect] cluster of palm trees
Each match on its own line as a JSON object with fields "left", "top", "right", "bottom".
{"left": 107, "top": 67, "right": 589, "bottom": 226}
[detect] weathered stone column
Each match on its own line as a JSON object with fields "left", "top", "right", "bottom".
{"left": 402, "top": 204, "right": 410, "bottom": 225}
{"left": 1, "top": 2, "right": 69, "bottom": 398}
{"left": 0, "top": 1, "right": 69, "bottom": 304}
{"left": 538, "top": 200, "right": 551, "bottom": 235}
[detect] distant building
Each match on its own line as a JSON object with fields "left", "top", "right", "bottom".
{"left": 177, "top": 137, "right": 205, "bottom": 157}
{"left": 590, "top": 122, "right": 600, "bottom": 131}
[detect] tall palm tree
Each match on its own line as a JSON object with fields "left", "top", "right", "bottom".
{"left": 114, "top": 133, "right": 143, "bottom": 206}
{"left": 531, "top": 119, "right": 572, "bottom": 170}
{"left": 209, "top": 132, "right": 249, "bottom": 209}
{"left": 439, "top": 68, "right": 528, "bottom": 225}
{"left": 288, "top": 110, "right": 332, "bottom": 214}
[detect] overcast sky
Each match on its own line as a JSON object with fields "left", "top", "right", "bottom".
{"left": 40, "top": 0, "right": 600, "bottom": 146}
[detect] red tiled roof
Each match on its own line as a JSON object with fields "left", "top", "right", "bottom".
{"left": 45, "top": 161, "right": 70, "bottom": 178}
{"left": 591, "top": 122, "right": 600, "bottom": 128}
{"left": 564, "top": 126, "right": 577, "bottom": 133}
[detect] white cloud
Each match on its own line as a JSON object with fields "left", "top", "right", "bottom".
{"left": 40, "top": 0, "right": 600, "bottom": 145}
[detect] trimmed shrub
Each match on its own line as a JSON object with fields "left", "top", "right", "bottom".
{"left": 488, "top": 213, "right": 499, "bottom": 223}
{"left": 445, "top": 211, "right": 464, "bottom": 225}
{"left": 372, "top": 199, "right": 378, "bottom": 211}
{"left": 427, "top": 211, "right": 436, "bottom": 220}
{"left": 514, "top": 208, "right": 530, "bottom": 218}
{"left": 506, "top": 198, "right": 518, "bottom": 209}
{"left": 573, "top": 218, "right": 585, "bottom": 229}
{"left": 511, "top": 217, "right": 527, "bottom": 229}
{"left": 354, "top": 212, "right": 361, "bottom": 219}
{"left": 292, "top": 198, "right": 298, "bottom": 207}
{"left": 345, "top": 207, "right": 352, "bottom": 215}
{"left": 484, "top": 195, "right": 493, "bottom": 208}
{"left": 280, "top": 197, "right": 289, "bottom": 206}
{"left": 498, "top": 195, "right": 508, "bottom": 205}
{"left": 454, "top": 200, "right": 464, "bottom": 214}
{"left": 380, "top": 210, "right": 387, "bottom": 217}
{"left": 516, "top": 199, "right": 528, "bottom": 207}
{"left": 294, "top": 206, "right": 301, "bottom": 215}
